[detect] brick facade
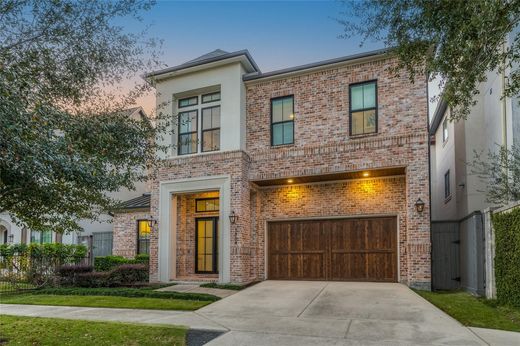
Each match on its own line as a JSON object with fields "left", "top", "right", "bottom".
{"left": 113, "top": 211, "right": 151, "bottom": 259}
{"left": 113, "top": 53, "right": 431, "bottom": 288}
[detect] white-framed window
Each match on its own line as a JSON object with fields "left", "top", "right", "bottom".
{"left": 176, "top": 91, "right": 221, "bottom": 155}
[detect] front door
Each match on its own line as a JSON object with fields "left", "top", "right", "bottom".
{"left": 196, "top": 217, "right": 218, "bottom": 274}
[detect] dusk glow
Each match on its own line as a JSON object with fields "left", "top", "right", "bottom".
{"left": 124, "top": 0, "right": 384, "bottom": 114}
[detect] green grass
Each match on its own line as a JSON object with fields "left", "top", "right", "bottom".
{"left": 0, "top": 315, "right": 186, "bottom": 345}
{"left": 0, "top": 294, "right": 211, "bottom": 311}
{"left": 415, "top": 290, "right": 520, "bottom": 332}
{"left": 199, "top": 282, "right": 245, "bottom": 290}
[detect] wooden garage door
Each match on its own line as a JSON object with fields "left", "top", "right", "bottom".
{"left": 268, "top": 217, "right": 397, "bottom": 282}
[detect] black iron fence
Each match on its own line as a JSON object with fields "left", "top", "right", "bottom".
{"left": 0, "top": 254, "right": 89, "bottom": 294}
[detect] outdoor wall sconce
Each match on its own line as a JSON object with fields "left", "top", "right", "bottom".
{"left": 229, "top": 211, "right": 238, "bottom": 224}
{"left": 7, "top": 234, "right": 14, "bottom": 243}
{"left": 147, "top": 217, "right": 157, "bottom": 229}
{"left": 415, "top": 198, "right": 425, "bottom": 213}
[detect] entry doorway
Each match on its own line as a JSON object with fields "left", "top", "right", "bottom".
{"left": 195, "top": 217, "right": 219, "bottom": 274}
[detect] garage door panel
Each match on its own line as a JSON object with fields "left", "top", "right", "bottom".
{"left": 302, "top": 254, "right": 326, "bottom": 279}
{"left": 268, "top": 217, "right": 397, "bottom": 282}
{"left": 367, "top": 252, "right": 396, "bottom": 281}
{"left": 366, "top": 218, "right": 394, "bottom": 250}
{"left": 330, "top": 253, "right": 366, "bottom": 280}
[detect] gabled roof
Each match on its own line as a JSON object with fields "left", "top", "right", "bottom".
{"left": 186, "top": 49, "right": 229, "bottom": 63}
{"left": 145, "top": 49, "right": 260, "bottom": 80}
{"left": 114, "top": 193, "right": 151, "bottom": 212}
{"left": 121, "top": 106, "right": 147, "bottom": 120}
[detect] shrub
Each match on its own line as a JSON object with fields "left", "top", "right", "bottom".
{"left": 110, "top": 264, "right": 148, "bottom": 285}
{"left": 58, "top": 264, "right": 94, "bottom": 286}
{"left": 200, "top": 282, "right": 245, "bottom": 290}
{"left": 58, "top": 264, "right": 94, "bottom": 276}
{"left": 492, "top": 207, "right": 520, "bottom": 307}
{"left": 94, "top": 255, "right": 142, "bottom": 271}
{"left": 134, "top": 254, "right": 149, "bottom": 264}
{"left": 0, "top": 243, "right": 88, "bottom": 287}
{"left": 75, "top": 272, "right": 113, "bottom": 288}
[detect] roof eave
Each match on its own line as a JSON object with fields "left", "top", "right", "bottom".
{"left": 145, "top": 50, "right": 260, "bottom": 82}
{"left": 243, "top": 48, "right": 392, "bottom": 82}
{"left": 429, "top": 98, "right": 448, "bottom": 135}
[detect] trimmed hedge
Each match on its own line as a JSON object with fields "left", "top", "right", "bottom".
{"left": 94, "top": 255, "right": 149, "bottom": 272}
{"left": 200, "top": 282, "right": 244, "bottom": 290}
{"left": 59, "top": 264, "right": 148, "bottom": 288}
{"left": 492, "top": 207, "right": 520, "bottom": 307}
{"left": 33, "top": 287, "right": 220, "bottom": 301}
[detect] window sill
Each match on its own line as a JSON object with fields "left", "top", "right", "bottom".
{"left": 348, "top": 132, "right": 378, "bottom": 140}
{"left": 270, "top": 143, "right": 295, "bottom": 149}
{"left": 172, "top": 150, "right": 222, "bottom": 159}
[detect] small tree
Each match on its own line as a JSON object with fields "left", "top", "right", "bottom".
{"left": 470, "top": 145, "right": 520, "bottom": 205}
{"left": 0, "top": 0, "right": 165, "bottom": 233}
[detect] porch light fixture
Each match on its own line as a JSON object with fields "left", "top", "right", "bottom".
{"left": 7, "top": 234, "right": 14, "bottom": 243}
{"left": 362, "top": 172, "right": 370, "bottom": 177}
{"left": 287, "top": 179, "right": 294, "bottom": 183}
{"left": 147, "top": 217, "right": 157, "bottom": 229}
{"left": 229, "top": 211, "right": 238, "bottom": 224}
{"left": 415, "top": 198, "right": 425, "bottom": 213}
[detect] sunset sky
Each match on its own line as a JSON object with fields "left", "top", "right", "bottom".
{"left": 128, "top": 0, "right": 384, "bottom": 114}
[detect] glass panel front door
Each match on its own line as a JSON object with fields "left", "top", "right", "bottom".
{"left": 196, "top": 218, "right": 218, "bottom": 273}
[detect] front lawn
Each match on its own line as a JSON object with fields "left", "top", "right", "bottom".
{"left": 0, "top": 294, "right": 210, "bottom": 311}
{"left": 0, "top": 315, "right": 186, "bottom": 345}
{"left": 415, "top": 290, "right": 520, "bottom": 332}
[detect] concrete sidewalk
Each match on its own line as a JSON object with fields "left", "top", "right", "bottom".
{"left": 469, "top": 327, "right": 520, "bottom": 346}
{"left": 0, "top": 304, "right": 228, "bottom": 332}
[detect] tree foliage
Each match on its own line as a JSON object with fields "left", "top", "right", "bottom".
{"left": 0, "top": 0, "right": 163, "bottom": 233}
{"left": 470, "top": 145, "right": 520, "bottom": 205}
{"left": 339, "top": 0, "right": 520, "bottom": 120}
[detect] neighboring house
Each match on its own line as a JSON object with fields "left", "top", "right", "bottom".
{"left": 0, "top": 107, "right": 150, "bottom": 258}
{"left": 429, "top": 27, "right": 520, "bottom": 293}
{"left": 112, "top": 48, "right": 431, "bottom": 288}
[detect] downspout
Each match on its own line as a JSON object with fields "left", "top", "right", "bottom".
{"left": 426, "top": 72, "right": 433, "bottom": 291}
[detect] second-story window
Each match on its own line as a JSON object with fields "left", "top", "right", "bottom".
{"left": 178, "top": 96, "right": 198, "bottom": 108}
{"left": 202, "top": 106, "right": 220, "bottom": 152}
{"left": 350, "top": 81, "right": 377, "bottom": 136}
{"left": 178, "top": 110, "right": 198, "bottom": 155}
{"left": 176, "top": 91, "right": 221, "bottom": 156}
{"left": 442, "top": 117, "right": 449, "bottom": 143}
{"left": 271, "top": 95, "right": 294, "bottom": 146}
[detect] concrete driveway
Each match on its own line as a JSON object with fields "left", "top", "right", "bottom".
{"left": 198, "top": 281, "right": 486, "bottom": 345}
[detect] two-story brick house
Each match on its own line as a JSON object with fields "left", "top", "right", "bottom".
{"left": 112, "top": 48, "right": 431, "bottom": 289}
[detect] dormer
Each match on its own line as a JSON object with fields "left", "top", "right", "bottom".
{"left": 147, "top": 49, "right": 259, "bottom": 158}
